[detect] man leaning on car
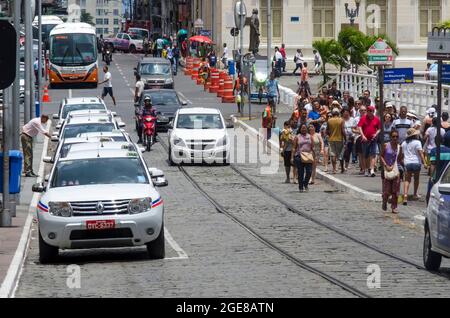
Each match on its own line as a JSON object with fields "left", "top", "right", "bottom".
{"left": 21, "top": 115, "right": 52, "bottom": 177}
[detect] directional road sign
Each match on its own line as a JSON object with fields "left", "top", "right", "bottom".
{"left": 383, "top": 68, "right": 414, "bottom": 84}
{"left": 443, "top": 64, "right": 450, "bottom": 84}
{"left": 368, "top": 38, "right": 393, "bottom": 66}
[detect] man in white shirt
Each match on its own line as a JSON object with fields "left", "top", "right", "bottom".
{"left": 274, "top": 47, "right": 283, "bottom": 76}
{"left": 313, "top": 50, "right": 322, "bottom": 75}
{"left": 99, "top": 65, "right": 116, "bottom": 106}
{"left": 21, "top": 115, "right": 51, "bottom": 177}
{"left": 393, "top": 106, "right": 413, "bottom": 143}
{"left": 134, "top": 74, "right": 145, "bottom": 103}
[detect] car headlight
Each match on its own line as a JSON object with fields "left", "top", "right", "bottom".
{"left": 216, "top": 136, "right": 228, "bottom": 147}
{"left": 48, "top": 202, "right": 73, "bottom": 217}
{"left": 173, "top": 137, "right": 186, "bottom": 147}
{"left": 165, "top": 78, "right": 173, "bottom": 84}
{"left": 128, "top": 198, "right": 151, "bottom": 214}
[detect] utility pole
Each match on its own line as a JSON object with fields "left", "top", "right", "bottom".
{"left": 12, "top": 0, "right": 21, "bottom": 149}
{"left": 267, "top": 0, "right": 271, "bottom": 76}
{"left": 1, "top": 87, "right": 11, "bottom": 227}
{"left": 24, "top": 0, "right": 32, "bottom": 124}
{"left": 211, "top": 0, "right": 215, "bottom": 43}
{"left": 37, "top": 0, "right": 42, "bottom": 117}
{"left": 436, "top": 60, "right": 443, "bottom": 171}
{"left": 239, "top": 0, "right": 244, "bottom": 117}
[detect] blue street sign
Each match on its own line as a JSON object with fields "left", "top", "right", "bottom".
{"left": 443, "top": 64, "right": 450, "bottom": 84}
{"left": 383, "top": 68, "right": 414, "bottom": 84}
{"left": 200, "top": 29, "right": 212, "bottom": 37}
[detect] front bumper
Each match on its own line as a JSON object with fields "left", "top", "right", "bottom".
{"left": 144, "top": 83, "right": 174, "bottom": 89}
{"left": 38, "top": 206, "right": 164, "bottom": 249}
{"left": 171, "top": 144, "right": 230, "bottom": 164}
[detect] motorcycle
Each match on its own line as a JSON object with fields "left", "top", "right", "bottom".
{"left": 105, "top": 48, "right": 112, "bottom": 66}
{"left": 141, "top": 115, "right": 157, "bottom": 151}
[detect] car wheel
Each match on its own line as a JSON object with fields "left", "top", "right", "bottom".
{"left": 129, "top": 45, "right": 136, "bottom": 53}
{"left": 423, "top": 224, "right": 442, "bottom": 271}
{"left": 146, "top": 223, "right": 165, "bottom": 259}
{"left": 39, "top": 230, "right": 58, "bottom": 264}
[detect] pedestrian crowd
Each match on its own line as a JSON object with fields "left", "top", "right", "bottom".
{"left": 279, "top": 82, "right": 448, "bottom": 214}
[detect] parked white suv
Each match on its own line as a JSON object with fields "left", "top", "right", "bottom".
{"left": 33, "top": 142, "right": 168, "bottom": 263}
{"left": 168, "top": 108, "right": 233, "bottom": 165}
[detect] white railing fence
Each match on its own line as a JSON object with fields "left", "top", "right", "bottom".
{"left": 337, "top": 72, "right": 450, "bottom": 117}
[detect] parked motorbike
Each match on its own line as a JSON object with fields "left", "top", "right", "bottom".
{"left": 141, "top": 115, "right": 157, "bottom": 151}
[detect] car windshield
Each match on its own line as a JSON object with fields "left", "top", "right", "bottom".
{"left": 62, "top": 123, "right": 115, "bottom": 139}
{"left": 50, "top": 33, "right": 97, "bottom": 66}
{"left": 144, "top": 92, "right": 179, "bottom": 106}
{"left": 176, "top": 114, "right": 223, "bottom": 129}
{"left": 62, "top": 104, "right": 105, "bottom": 118}
{"left": 140, "top": 63, "right": 171, "bottom": 75}
{"left": 129, "top": 34, "right": 143, "bottom": 40}
{"left": 51, "top": 158, "right": 149, "bottom": 187}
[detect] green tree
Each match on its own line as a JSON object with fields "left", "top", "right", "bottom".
{"left": 80, "top": 12, "right": 94, "bottom": 25}
{"left": 312, "top": 39, "right": 347, "bottom": 85}
{"left": 338, "top": 28, "right": 399, "bottom": 72}
{"left": 438, "top": 20, "right": 450, "bottom": 28}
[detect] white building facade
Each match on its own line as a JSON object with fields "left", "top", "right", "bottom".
{"left": 68, "top": 0, "right": 123, "bottom": 36}
{"left": 196, "top": 0, "right": 450, "bottom": 69}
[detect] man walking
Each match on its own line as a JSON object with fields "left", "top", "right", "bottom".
{"left": 21, "top": 115, "right": 51, "bottom": 177}
{"left": 358, "top": 105, "right": 381, "bottom": 177}
{"left": 327, "top": 108, "right": 346, "bottom": 174}
{"left": 134, "top": 74, "right": 145, "bottom": 104}
{"left": 280, "top": 44, "right": 287, "bottom": 73}
{"left": 99, "top": 65, "right": 116, "bottom": 106}
{"left": 313, "top": 50, "right": 322, "bottom": 75}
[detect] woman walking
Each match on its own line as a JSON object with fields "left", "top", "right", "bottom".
{"left": 342, "top": 109, "right": 356, "bottom": 170}
{"left": 380, "top": 130, "right": 403, "bottom": 214}
{"left": 383, "top": 113, "right": 394, "bottom": 143}
{"left": 309, "top": 123, "right": 324, "bottom": 184}
{"left": 292, "top": 124, "right": 315, "bottom": 192}
{"left": 280, "top": 121, "right": 295, "bottom": 183}
{"left": 401, "top": 128, "right": 426, "bottom": 205}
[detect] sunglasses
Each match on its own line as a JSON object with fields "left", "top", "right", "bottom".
{"left": 391, "top": 135, "right": 399, "bottom": 139}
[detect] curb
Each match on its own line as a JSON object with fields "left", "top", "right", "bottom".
{"left": 231, "top": 116, "right": 382, "bottom": 202}
{"left": 0, "top": 121, "right": 51, "bottom": 298}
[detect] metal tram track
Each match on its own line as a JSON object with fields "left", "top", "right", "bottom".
{"left": 158, "top": 137, "right": 370, "bottom": 298}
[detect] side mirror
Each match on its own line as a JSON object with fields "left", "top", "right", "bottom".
{"left": 118, "top": 122, "right": 126, "bottom": 128}
{"left": 139, "top": 147, "right": 146, "bottom": 153}
{"left": 438, "top": 184, "right": 450, "bottom": 195}
{"left": 55, "top": 124, "right": 62, "bottom": 130}
{"left": 166, "top": 123, "right": 173, "bottom": 130}
{"left": 226, "top": 122, "right": 234, "bottom": 129}
{"left": 32, "top": 182, "right": 45, "bottom": 193}
{"left": 111, "top": 111, "right": 117, "bottom": 117}
{"left": 148, "top": 168, "right": 164, "bottom": 178}
{"left": 53, "top": 114, "right": 59, "bottom": 120}
{"left": 181, "top": 101, "right": 188, "bottom": 106}
{"left": 51, "top": 136, "right": 59, "bottom": 142}
{"left": 154, "top": 177, "right": 168, "bottom": 187}
{"left": 43, "top": 156, "right": 54, "bottom": 164}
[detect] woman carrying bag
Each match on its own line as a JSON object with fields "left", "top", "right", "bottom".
{"left": 291, "top": 123, "right": 315, "bottom": 192}
{"left": 380, "top": 130, "right": 403, "bottom": 214}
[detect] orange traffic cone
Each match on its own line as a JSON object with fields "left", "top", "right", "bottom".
{"left": 42, "top": 85, "right": 51, "bottom": 103}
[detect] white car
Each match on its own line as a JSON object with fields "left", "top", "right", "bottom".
{"left": 45, "top": 130, "right": 134, "bottom": 165}
{"left": 32, "top": 142, "right": 168, "bottom": 263}
{"left": 168, "top": 108, "right": 233, "bottom": 165}
{"left": 53, "top": 113, "right": 125, "bottom": 143}
{"left": 53, "top": 97, "right": 109, "bottom": 129}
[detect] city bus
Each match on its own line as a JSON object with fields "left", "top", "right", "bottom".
{"left": 48, "top": 23, "right": 98, "bottom": 88}
{"left": 33, "top": 15, "right": 64, "bottom": 48}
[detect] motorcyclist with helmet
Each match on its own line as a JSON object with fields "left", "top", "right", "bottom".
{"left": 137, "top": 96, "right": 157, "bottom": 144}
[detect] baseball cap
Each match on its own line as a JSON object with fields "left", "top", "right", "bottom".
{"left": 385, "top": 102, "right": 393, "bottom": 108}
{"left": 367, "top": 106, "right": 376, "bottom": 111}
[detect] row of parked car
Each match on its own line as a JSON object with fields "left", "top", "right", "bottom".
{"left": 33, "top": 97, "right": 168, "bottom": 263}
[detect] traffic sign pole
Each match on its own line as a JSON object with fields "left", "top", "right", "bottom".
{"left": 379, "top": 66, "right": 384, "bottom": 146}
{"left": 437, "top": 60, "right": 443, "bottom": 173}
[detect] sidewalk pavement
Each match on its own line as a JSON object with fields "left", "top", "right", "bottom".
{"left": 0, "top": 129, "right": 49, "bottom": 297}
{"left": 233, "top": 104, "right": 427, "bottom": 225}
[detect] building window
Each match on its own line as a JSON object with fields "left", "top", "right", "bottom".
{"left": 104, "top": 18, "right": 109, "bottom": 25}
{"left": 104, "top": 28, "right": 109, "bottom": 35}
{"left": 420, "top": 0, "right": 442, "bottom": 39}
{"left": 114, "top": 28, "right": 119, "bottom": 34}
{"left": 96, "top": 28, "right": 103, "bottom": 34}
{"left": 313, "top": 0, "right": 335, "bottom": 39}
{"left": 114, "top": 19, "right": 119, "bottom": 25}
{"left": 96, "top": 9, "right": 103, "bottom": 16}
{"left": 366, "top": 0, "right": 387, "bottom": 36}
{"left": 113, "top": 9, "right": 119, "bottom": 16}
{"left": 96, "top": 19, "right": 103, "bottom": 25}
{"left": 260, "top": 0, "right": 283, "bottom": 40}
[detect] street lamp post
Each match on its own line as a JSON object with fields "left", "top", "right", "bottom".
{"left": 344, "top": 0, "right": 361, "bottom": 25}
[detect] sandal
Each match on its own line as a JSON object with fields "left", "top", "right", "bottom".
{"left": 402, "top": 195, "right": 408, "bottom": 206}
{"left": 392, "top": 209, "right": 399, "bottom": 214}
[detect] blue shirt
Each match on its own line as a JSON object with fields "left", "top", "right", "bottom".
{"left": 308, "top": 111, "right": 321, "bottom": 132}
{"left": 266, "top": 79, "right": 278, "bottom": 97}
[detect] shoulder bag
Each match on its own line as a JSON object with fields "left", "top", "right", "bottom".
{"left": 385, "top": 145, "right": 400, "bottom": 180}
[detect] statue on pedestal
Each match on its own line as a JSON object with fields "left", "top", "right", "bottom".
{"left": 249, "top": 9, "right": 260, "bottom": 54}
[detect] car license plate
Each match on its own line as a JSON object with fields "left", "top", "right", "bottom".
{"left": 86, "top": 220, "right": 115, "bottom": 230}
